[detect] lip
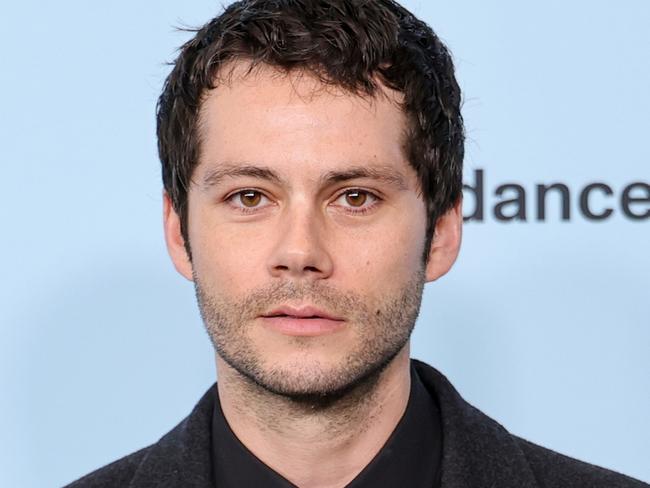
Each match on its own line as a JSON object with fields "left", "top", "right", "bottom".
{"left": 259, "top": 305, "right": 345, "bottom": 337}
{"left": 261, "top": 305, "right": 344, "bottom": 321}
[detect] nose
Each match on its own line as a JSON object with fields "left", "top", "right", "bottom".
{"left": 266, "top": 205, "right": 334, "bottom": 281}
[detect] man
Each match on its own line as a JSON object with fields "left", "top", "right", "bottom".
{"left": 67, "top": 0, "right": 647, "bottom": 487}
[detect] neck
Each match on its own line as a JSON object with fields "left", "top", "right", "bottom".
{"left": 216, "top": 347, "right": 412, "bottom": 488}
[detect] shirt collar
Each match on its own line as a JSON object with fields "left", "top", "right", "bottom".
{"left": 211, "top": 364, "right": 442, "bottom": 488}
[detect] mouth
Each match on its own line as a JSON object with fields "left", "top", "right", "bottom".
{"left": 261, "top": 305, "right": 344, "bottom": 321}
{"left": 259, "top": 305, "right": 346, "bottom": 337}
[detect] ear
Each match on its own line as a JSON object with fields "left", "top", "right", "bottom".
{"left": 424, "top": 198, "right": 463, "bottom": 282}
{"left": 163, "top": 192, "right": 194, "bottom": 281}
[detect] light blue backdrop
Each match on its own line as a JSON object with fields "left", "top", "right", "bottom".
{"left": 1, "top": 1, "right": 648, "bottom": 486}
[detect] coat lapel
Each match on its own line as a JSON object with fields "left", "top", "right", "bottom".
{"left": 128, "top": 384, "right": 218, "bottom": 488}
{"left": 127, "top": 363, "right": 540, "bottom": 488}
{"left": 413, "top": 360, "right": 539, "bottom": 488}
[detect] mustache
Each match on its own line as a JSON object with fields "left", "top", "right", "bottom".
{"left": 235, "top": 281, "right": 364, "bottom": 318}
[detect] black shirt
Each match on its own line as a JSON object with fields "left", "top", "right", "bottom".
{"left": 211, "top": 365, "right": 442, "bottom": 487}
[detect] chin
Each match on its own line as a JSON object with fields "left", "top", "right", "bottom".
{"left": 224, "top": 347, "right": 401, "bottom": 406}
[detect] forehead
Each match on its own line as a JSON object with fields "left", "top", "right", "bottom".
{"left": 196, "top": 62, "right": 413, "bottom": 182}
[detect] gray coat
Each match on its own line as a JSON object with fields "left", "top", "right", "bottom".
{"left": 65, "top": 360, "right": 648, "bottom": 487}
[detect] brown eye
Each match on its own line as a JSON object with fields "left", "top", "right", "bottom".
{"left": 240, "top": 190, "right": 262, "bottom": 207}
{"left": 345, "top": 190, "right": 367, "bottom": 207}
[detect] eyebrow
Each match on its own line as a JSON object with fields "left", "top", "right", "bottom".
{"left": 319, "top": 166, "right": 408, "bottom": 190}
{"left": 200, "top": 164, "right": 284, "bottom": 190}
{"left": 199, "top": 163, "right": 409, "bottom": 191}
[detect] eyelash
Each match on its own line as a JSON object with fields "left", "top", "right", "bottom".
{"left": 332, "top": 188, "right": 381, "bottom": 215}
{"left": 224, "top": 188, "right": 382, "bottom": 215}
{"left": 224, "top": 188, "right": 272, "bottom": 214}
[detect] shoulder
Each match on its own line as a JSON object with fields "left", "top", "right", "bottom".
{"left": 411, "top": 360, "right": 648, "bottom": 488}
{"left": 63, "top": 446, "right": 151, "bottom": 487}
{"left": 62, "top": 383, "right": 218, "bottom": 488}
{"left": 514, "top": 436, "right": 649, "bottom": 488}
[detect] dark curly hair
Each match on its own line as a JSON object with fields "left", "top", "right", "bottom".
{"left": 157, "top": 0, "right": 464, "bottom": 259}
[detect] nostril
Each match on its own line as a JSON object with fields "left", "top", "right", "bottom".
{"left": 267, "top": 247, "right": 333, "bottom": 279}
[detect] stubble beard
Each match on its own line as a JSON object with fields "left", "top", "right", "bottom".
{"left": 194, "top": 271, "right": 425, "bottom": 407}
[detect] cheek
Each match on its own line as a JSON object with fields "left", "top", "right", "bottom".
{"left": 332, "top": 211, "right": 426, "bottom": 292}
{"left": 189, "top": 219, "right": 271, "bottom": 295}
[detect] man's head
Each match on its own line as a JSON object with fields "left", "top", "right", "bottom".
{"left": 160, "top": 0, "right": 464, "bottom": 402}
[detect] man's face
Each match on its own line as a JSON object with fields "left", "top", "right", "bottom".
{"left": 168, "top": 64, "right": 440, "bottom": 399}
